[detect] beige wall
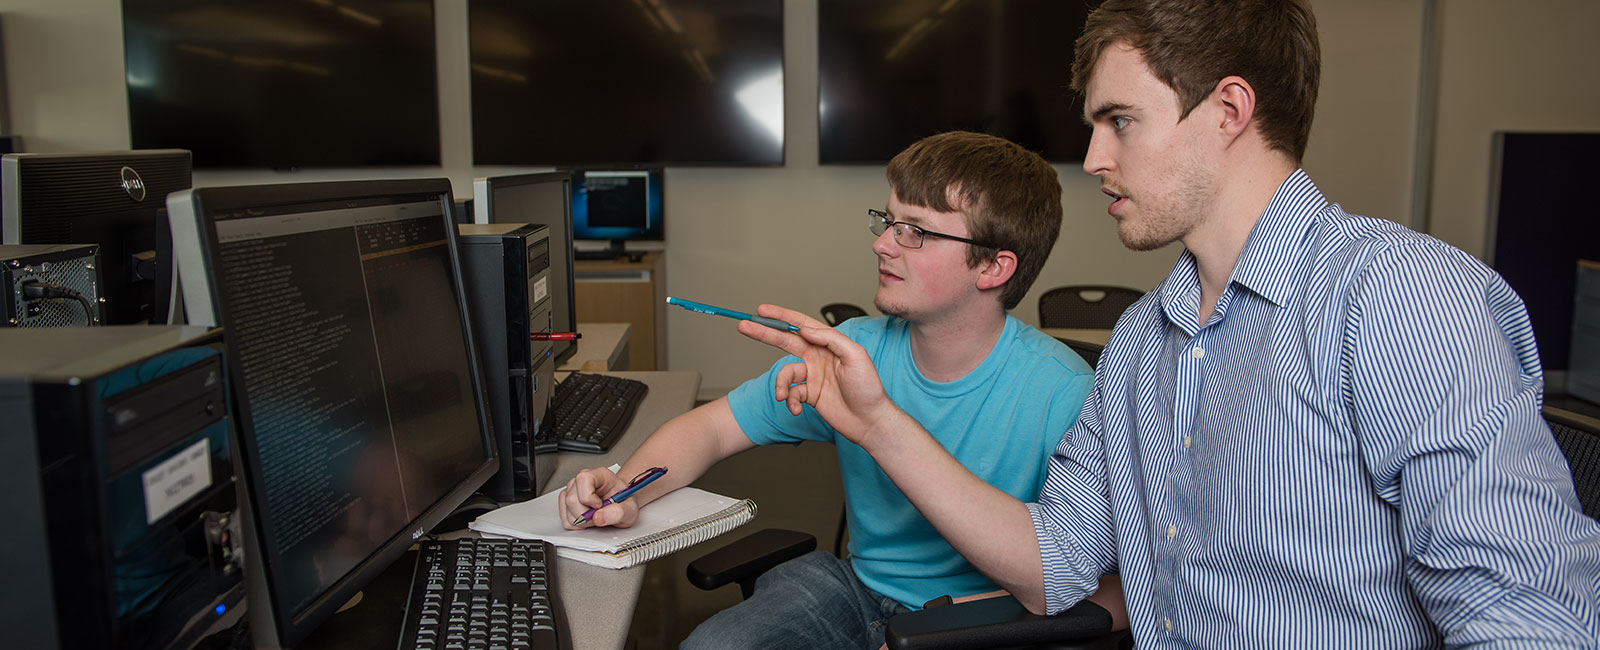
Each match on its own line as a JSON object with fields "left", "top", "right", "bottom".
{"left": 1426, "top": 0, "right": 1600, "bottom": 256}
{"left": 4, "top": 0, "right": 1592, "bottom": 396}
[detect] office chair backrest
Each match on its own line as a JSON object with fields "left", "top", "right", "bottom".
{"left": 1038, "top": 285, "right": 1144, "bottom": 330}
{"left": 821, "top": 302, "right": 869, "bottom": 327}
{"left": 1056, "top": 338, "right": 1105, "bottom": 370}
{"left": 1545, "top": 406, "right": 1600, "bottom": 520}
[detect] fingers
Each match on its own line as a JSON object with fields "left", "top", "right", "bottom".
{"left": 586, "top": 501, "right": 639, "bottom": 529}
{"left": 737, "top": 319, "right": 805, "bottom": 355}
{"left": 787, "top": 386, "right": 807, "bottom": 416}
{"left": 774, "top": 361, "right": 809, "bottom": 401}
{"left": 801, "top": 325, "right": 871, "bottom": 366}
{"left": 754, "top": 304, "right": 826, "bottom": 330}
{"left": 737, "top": 304, "right": 834, "bottom": 356}
{"left": 559, "top": 467, "right": 619, "bottom": 529}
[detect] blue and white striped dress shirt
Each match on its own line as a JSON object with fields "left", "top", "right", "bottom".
{"left": 1029, "top": 170, "right": 1600, "bottom": 647}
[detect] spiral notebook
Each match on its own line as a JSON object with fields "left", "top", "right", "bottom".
{"left": 468, "top": 486, "right": 757, "bottom": 569}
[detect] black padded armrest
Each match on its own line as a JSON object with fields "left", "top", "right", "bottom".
{"left": 885, "top": 596, "right": 1112, "bottom": 650}
{"left": 685, "top": 528, "right": 817, "bottom": 592}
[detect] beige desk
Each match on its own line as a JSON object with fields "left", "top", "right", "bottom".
{"left": 574, "top": 253, "right": 667, "bottom": 370}
{"left": 1040, "top": 328, "right": 1112, "bottom": 347}
{"left": 545, "top": 370, "right": 701, "bottom": 650}
{"left": 560, "top": 322, "right": 632, "bottom": 372}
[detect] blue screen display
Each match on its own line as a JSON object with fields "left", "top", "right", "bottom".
{"left": 569, "top": 169, "right": 664, "bottom": 242}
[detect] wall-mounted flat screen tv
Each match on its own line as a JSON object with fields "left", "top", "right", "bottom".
{"left": 818, "top": 0, "right": 1091, "bottom": 164}
{"left": 122, "top": 0, "right": 441, "bottom": 168}
{"left": 468, "top": 0, "right": 784, "bottom": 166}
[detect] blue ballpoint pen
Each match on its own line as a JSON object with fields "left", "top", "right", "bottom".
{"left": 667, "top": 296, "right": 801, "bottom": 332}
{"left": 573, "top": 467, "right": 668, "bottom": 525}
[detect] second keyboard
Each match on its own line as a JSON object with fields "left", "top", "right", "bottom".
{"left": 549, "top": 372, "right": 649, "bottom": 453}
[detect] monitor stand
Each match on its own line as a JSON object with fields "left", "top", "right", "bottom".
{"left": 574, "top": 239, "right": 642, "bottom": 262}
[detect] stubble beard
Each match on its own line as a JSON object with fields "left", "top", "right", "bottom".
{"left": 1115, "top": 149, "right": 1214, "bottom": 252}
{"left": 874, "top": 292, "right": 907, "bottom": 319}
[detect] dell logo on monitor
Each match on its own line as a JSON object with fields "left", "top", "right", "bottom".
{"left": 120, "top": 166, "right": 146, "bottom": 201}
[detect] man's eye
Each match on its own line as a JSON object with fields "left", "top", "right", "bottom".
{"left": 1112, "top": 116, "right": 1132, "bottom": 131}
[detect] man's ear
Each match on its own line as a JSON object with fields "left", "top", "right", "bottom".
{"left": 976, "top": 250, "right": 1018, "bottom": 291}
{"left": 1213, "top": 75, "right": 1256, "bottom": 142}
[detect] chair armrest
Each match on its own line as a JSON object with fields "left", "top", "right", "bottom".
{"left": 885, "top": 596, "right": 1113, "bottom": 650}
{"left": 685, "top": 528, "right": 817, "bottom": 595}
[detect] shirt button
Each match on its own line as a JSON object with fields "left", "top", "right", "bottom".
{"left": 1167, "top": 524, "right": 1177, "bottom": 539}
{"left": 1164, "top": 618, "right": 1173, "bottom": 632}
{"left": 1191, "top": 346, "right": 1205, "bottom": 359}
{"left": 1183, "top": 435, "right": 1191, "bottom": 449}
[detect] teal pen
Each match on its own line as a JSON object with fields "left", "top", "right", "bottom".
{"left": 667, "top": 296, "right": 800, "bottom": 332}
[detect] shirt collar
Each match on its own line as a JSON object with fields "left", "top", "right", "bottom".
{"left": 1229, "top": 169, "right": 1329, "bottom": 309}
{"left": 1156, "top": 170, "right": 1328, "bottom": 325}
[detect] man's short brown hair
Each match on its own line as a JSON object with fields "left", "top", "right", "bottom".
{"left": 886, "top": 131, "right": 1062, "bottom": 311}
{"left": 1070, "top": 0, "right": 1320, "bottom": 163}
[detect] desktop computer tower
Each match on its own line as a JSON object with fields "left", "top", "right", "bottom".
{"left": 2, "top": 243, "right": 104, "bottom": 326}
{"left": 458, "top": 223, "right": 557, "bottom": 502}
{"left": 0, "top": 325, "right": 244, "bottom": 650}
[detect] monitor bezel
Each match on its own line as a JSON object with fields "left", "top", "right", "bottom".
{"left": 168, "top": 178, "right": 498, "bottom": 648}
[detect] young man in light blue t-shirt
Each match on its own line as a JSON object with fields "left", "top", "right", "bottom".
{"left": 558, "top": 131, "right": 1094, "bottom": 650}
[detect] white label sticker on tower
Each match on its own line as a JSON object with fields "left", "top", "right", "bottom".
{"left": 534, "top": 276, "right": 549, "bottom": 304}
{"left": 142, "top": 438, "right": 213, "bottom": 524}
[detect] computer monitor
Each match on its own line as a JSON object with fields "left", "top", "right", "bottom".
{"left": 474, "top": 171, "right": 577, "bottom": 364}
{"left": 568, "top": 168, "right": 664, "bottom": 260}
{"left": 167, "top": 178, "right": 498, "bottom": 649}
{"left": 451, "top": 197, "right": 475, "bottom": 226}
{"left": 2, "top": 149, "right": 191, "bottom": 325}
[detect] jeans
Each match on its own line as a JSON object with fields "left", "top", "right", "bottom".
{"left": 681, "top": 550, "right": 911, "bottom": 650}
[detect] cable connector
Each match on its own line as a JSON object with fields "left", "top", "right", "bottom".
{"left": 21, "top": 281, "right": 79, "bottom": 300}
{"left": 19, "top": 281, "right": 99, "bottom": 324}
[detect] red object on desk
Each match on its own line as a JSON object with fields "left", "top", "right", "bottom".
{"left": 531, "top": 332, "right": 582, "bottom": 341}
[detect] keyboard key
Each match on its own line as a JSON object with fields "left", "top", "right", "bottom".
{"left": 398, "top": 538, "right": 568, "bottom": 650}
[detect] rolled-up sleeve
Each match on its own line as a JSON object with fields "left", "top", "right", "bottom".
{"left": 1029, "top": 383, "right": 1121, "bottom": 614}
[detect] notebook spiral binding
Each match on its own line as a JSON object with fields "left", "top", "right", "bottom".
{"left": 610, "top": 499, "right": 758, "bottom": 561}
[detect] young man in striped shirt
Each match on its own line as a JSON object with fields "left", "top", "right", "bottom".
{"left": 742, "top": 0, "right": 1600, "bottom": 646}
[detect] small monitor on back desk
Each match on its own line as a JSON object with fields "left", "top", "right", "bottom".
{"left": 168, "top": 178, "right": 499, "bottom": 648}
{"left": 568, "top": 167, "right": 663, "bottom": 261}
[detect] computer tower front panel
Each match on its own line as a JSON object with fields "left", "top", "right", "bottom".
{"left": 458, "top": 223, "right": 552, "bottom": 502}
{"left": 0, "top": 325, "right": 244, "bottom": 650}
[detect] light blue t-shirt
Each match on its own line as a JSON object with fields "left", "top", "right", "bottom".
{"left": 728, "top": 313, "right": 1094, "bottom": 608}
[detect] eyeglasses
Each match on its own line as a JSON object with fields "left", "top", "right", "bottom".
{"left": 868, "top": 209, "right": 999, "bottom": 250}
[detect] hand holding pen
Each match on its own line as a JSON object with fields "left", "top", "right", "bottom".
{"left": 571, "top": 466, "right": 668, "bottom": 526}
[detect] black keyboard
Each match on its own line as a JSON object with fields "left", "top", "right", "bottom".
{"left": 550, "top": 372, "right": 648, "bottom": 453}
{"left": 398, "top": 537, "right": 570, "bottom": 650}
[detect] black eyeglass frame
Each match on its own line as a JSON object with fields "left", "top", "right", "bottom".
{"left": 867, "top": 208, "right": 1001, "bottom": 250}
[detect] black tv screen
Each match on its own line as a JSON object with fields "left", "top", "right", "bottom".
{"left": 468, "top": 0, "right": 784, "bottom": 166}
{"left": 818, "top": 0, "right": 1091, "bottom": 164}
{"left": 122, "top": 0, "right": 440, "bottom": 168}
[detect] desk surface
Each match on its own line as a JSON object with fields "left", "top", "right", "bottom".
{"left": 548, "top": 370, "right": 700, "bottom": 650}
{"left": 1041, "top": 327, "right": 1112, "bottom": 346}
{"left": 560, "top": 322, "right": 631, "bottom": 372}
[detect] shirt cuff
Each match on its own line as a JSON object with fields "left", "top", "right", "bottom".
{"left": 1027, "top": 501, "right": 1097, "bottom": 615}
